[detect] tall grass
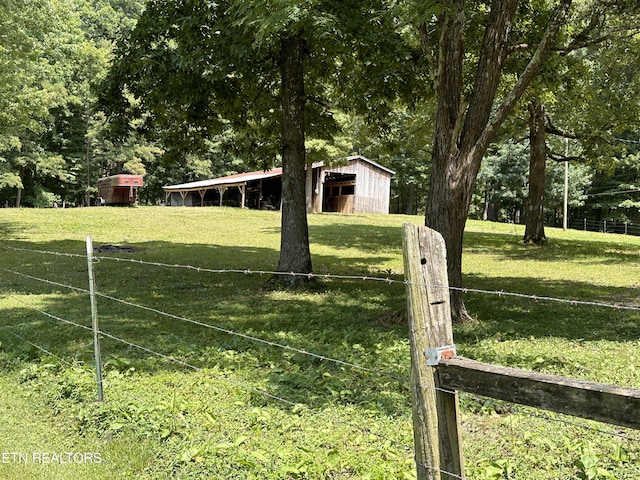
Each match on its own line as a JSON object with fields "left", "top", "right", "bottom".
{"left": 0, "top": 207, "right": 638, "bottom": 479}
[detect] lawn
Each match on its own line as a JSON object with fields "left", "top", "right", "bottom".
{"left": 0, "top": 207, "right": 638, "bottom": 479}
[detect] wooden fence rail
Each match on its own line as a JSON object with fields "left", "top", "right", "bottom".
{"left": 401, "top": 223, "right": 640, "bottom": 480}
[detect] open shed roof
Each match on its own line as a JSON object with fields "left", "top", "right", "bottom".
{"left": 163, "top": 168, "right": 283, "bottom": 192}
{"left": 162, "top": 155, "right": 394, "bottom": 194}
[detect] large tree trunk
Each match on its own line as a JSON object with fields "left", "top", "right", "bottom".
{"left": 425, "top": 0, "right": 518, "bottom": 323}
{"left": 425, "top": 158, "right": 479, "bottom": 323}
{"left": 424, "top": 0, "right": 571, "bottom": 323}
{"left": 276, "top": 34, "right": 313, "bottom": 285}
{"left": 523, "top": 100, "right": 547, "bottom": 244}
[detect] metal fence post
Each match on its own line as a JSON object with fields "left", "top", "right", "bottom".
{"left": 86, "top": 236, "right": 104, "bottom": 402}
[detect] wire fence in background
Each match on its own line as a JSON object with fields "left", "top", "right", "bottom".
{"left": 0, "top": 267, "right": 455, "bottom": 477}
{"left": 7, "top": 244, "right": 638, "bottom": 312}
{"left": 567, "top": 217, "right": 638, "bottom": 236}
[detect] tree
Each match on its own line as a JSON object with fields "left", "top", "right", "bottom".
{"left": 469, "top": 138, "right": 592, "bottom": 224}
{"left": 471, "top": 140, "right": 530, "bottom": 223}
{"left": 523, "top": 99, "right": 548, "bottom": 243}
{"left": 102, "top": 0, "right": 412, "bottom": 282}
{"left": 277, "top": 32, "right": 312, "bottom": 282}
{"left": 520, "top": 3, "right": 640, "bottom": 243}
{"left": 0, "top": 0, "right": 89, "bottom": 206}
{"left": 579, "top": 148, "right": 640, "bottom": 227}
{"left": 0, "top": 0, "right": 146, "bottom": 207}
{"left": 420, "top": 0, "right": 572, "bottom": 322}
{"left": 344, "top": 104, "right": 435, "bottom": 215}
{"left": 102, "top": 0, "right": 310, "bottom": 279}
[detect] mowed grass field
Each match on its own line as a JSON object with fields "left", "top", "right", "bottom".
{"left": 0, "top": 206, "right": 638, "bottom": 479}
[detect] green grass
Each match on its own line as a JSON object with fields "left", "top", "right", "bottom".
{"left": 0, "top": 207, "right": 639, "bottom": 479}
{"left": 0, "top": 371, "right": 156, "bottom": 480}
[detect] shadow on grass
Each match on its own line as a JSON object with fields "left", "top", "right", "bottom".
{"left": 464, "top": 230, "right": 640, "bottom": 265}
{"left": 0, "top": 237, "right": 410, "bottom": 418}
{"left": 1, "top": 228, "right": 638, "bottom": 419}
{"left": 458, "top": 274, "right": 640, "bottom": 343}
{"left": 308, "top": 222, "right": 404, "bottom": 253}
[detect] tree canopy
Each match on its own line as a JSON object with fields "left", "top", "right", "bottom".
{"left": 0, "top": 0, "right": 146, "bottom": 206}
{"left": 101, "top": 0, "right": 415, "bottom": 279}
{"left": 418, "top": 0, "right": 640, "bottom": 322}
{"left": 0, "top": 0, "right": 638, "bottom": 275}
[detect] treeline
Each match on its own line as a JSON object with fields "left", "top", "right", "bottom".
{"left": 0, "top": 0, "right": 638, "bottom": 234}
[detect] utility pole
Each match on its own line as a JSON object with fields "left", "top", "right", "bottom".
{"left": 563, "top": 138, "right": 569, "bottom": 231}
{"left": 85, "top": 115, "right": 92, "bottom": 207}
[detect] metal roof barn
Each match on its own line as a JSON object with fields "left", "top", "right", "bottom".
{"left": 163, "top": 156, "right": 394, "bottom": 214}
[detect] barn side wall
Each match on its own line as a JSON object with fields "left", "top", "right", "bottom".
{"left": 314, "top": 159, "right": 391, "bottom": 214}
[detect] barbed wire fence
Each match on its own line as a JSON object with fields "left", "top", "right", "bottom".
{"left": 1, "top": 240, "right": 639, "bottom": 479}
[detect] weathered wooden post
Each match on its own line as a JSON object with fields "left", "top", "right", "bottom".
{"left": 402, "top": 223, "right": 464, "bottom": 480}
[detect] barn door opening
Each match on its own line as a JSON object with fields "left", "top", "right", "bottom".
{"left": 323, "top": 173, "right": 356, "bottom": 213}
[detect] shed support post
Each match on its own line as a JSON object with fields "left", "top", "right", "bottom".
{"left": 402, "top": 223, "right": 464, "bottom": 480}
{"left": 316, "top": 169, "right": 324, "bottom": 213}
{"left": 239, "top": 183, "right": 246, "bottom": 208}
{"left": 217, "top": 186, "right": 227, "bottom": 207}
{"left": 305, "top": 164, "right": 313, "bottom": 213}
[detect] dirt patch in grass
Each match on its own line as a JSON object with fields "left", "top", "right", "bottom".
{"left": 93, "top": 244, "right": 138, "bottom": 253}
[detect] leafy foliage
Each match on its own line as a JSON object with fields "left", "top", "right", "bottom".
{"left": 469, "top": 139, "right": 594, "bottom": 225}
{"left": 0, "top": 0, "right": 147, "bottom": 206}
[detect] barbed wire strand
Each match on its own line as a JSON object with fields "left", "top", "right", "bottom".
{"left": 96, "top": 291, "right": 411, "bottom": 384}
{"left": 26, "top": 310, "right": 437, "bottom": 475}
{"left": 4, "top": 246, "right": 86, "bottom": 259}
{"left": 3, "top": 268, "right": 89, "bottom": 294}
{"left": 7, "top": 307, "right": 417, "bottom": 477}
{"left": 7, "top": 319, "right": 631, "bottom": 479}
{"left": 0, "top": 328, "right": 74, "bottom": 368}
{"left": 3, "top": 310, "right": 456, "bottom": 479}
{"left": 91, "top": 255, "right": 640, "bottom": 311}
{"left": 4, "top": 266, "right": 640, "bottom": 444}
{"left": 416, "top": 463, "right": 465, "bottom": 480}
{"left": 26, "top": 302, "right": 640, "bottom": 445}
{"left": 2, "top": 268, "right": 415, "bottom": 386}
{"left": 93, "top": 333, "right": 456, "bottom": 476}
{"left": 1, "top": 303, "right": 636, "bottom": 480}
{"left": 4, "top": 244, "right": 639, "bottom": 312}
{"left": 3, "top": 318, "right": 634, "bottom": 480}
{"left": 1, "top": 313, "right": 289, "bottom": 474}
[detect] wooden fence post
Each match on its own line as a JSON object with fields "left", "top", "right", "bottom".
{"left": 402, "top": 223, "right": 464, "bottom": 480}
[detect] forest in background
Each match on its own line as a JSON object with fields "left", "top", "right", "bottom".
{"left": 1, "top": 0, "right": 639, "bottom": 231}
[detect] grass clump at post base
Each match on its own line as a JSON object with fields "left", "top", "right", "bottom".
{"left": 0, "top": 206, "right": 638, "bottom": 479}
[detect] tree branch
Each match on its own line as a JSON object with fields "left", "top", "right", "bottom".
{"left": 547, "top": 148, "right": 581, "bottom": 163}
{"left": 480, "top": 0, "right": 573, "bottom": 154}
{"left": 545, "top": 116, "right": 579, "bottom": 139}
{"left": 460, "top": 0, "right": 518, "bottom": 154}
{"left": 433, "top": 0, "right": 465, "bottom": 162}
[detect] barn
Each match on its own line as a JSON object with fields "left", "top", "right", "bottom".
{"left": 163, "top": 155, "right": 394, "bottom": 214}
